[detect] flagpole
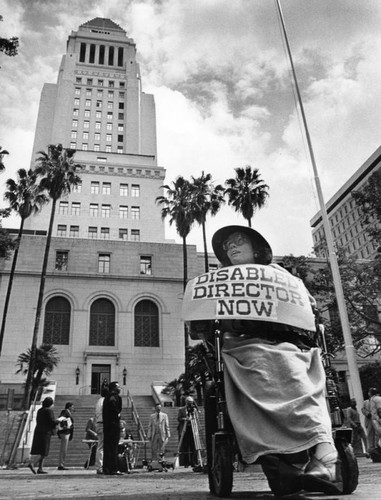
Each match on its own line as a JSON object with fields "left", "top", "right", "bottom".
{"left": 274, "top": 0, "right": 364, "bottom": 413}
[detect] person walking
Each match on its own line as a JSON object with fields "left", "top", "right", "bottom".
{"left": 57, "top": 402, "right": 74, "bottom": 470}
{"left": 94, "top": 385, "right": 108, "bottom": 475}
{"left": 362, "top": 388, "right": 381, "bottom": 451}
{"left": 147, "top": 403, "right": 170, "bottom": 461}
{"left": 344, "top": 398, "right": 368, "bottom": 455}
{"left": 28, "top": 397, "right": 57, "bottom": 474}
{"left": 102, "top": 381, "right": 123, "bottom": 475}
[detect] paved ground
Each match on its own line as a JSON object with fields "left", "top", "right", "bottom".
{"left": 0, "top": 457, "right": 380, "bottom": 500}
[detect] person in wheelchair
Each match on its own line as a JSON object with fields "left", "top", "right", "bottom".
{"left": 209, "top": 225, "right": 343, "bottom": 496}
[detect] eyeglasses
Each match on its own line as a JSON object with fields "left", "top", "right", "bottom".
{"left": 223, "top": 234, "right": 250, "bottom": 252}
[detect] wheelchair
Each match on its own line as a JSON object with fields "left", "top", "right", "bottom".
{"left": 186, "top": 318, "right": 359, "bottom": 498}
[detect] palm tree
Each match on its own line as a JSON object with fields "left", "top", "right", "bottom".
{"left": 0, "top": 146, "right": 9, "bottom": 172}
{"left": 190, "top": 172, "right": 225, "bottom": 272}
{"left": 0, "top": 169, "right": 48, "bottom": 355}
{"left": 16, "top": 343, "right": 60, "bottom": 402}
{"left": 224, "top": 166, "right": 269, "bottom": 227}
{"left": 22, "top": 144, "right": 81, "bottom": 409}
{"left": 156, "top": 176, "right": 194, "bottom": 380}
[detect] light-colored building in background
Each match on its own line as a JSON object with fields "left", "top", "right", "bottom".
{"left": 310, "top": 146, "right": 381, "bottom": 259}
{"left": 0, "top": 18, "right": 219, "bottom": 398}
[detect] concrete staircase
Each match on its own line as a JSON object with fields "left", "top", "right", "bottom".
{"left": 43, "top": 395, "right": 205, "bottom": 468}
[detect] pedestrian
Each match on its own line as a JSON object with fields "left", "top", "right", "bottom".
{"left": 147, "top": 403, "right": 170, "bottom": 461}
{"left": 102, "top": 381, "right": 123, "bottom": 475}
{"left": 177, "top": 396, "right": 198, "bottom": 467}
{"left": 344, "top": 398, "right": 368, "bottom": 455}
{"left": 57, "top": 402, "right": 74, "bottom": 470}
{"left": 207, "top": 225, "right": 343, "bottom": 496}
{"left": 362, "top": 388, "right": 381, "bottom": 451}
{"left": 94, "top": 384, "right": 108, "bottom": 474}
{"left": 28, "top": 397, "right": 57, "bottom": 474}
{"left": 369, "top": 407, "right": 381, "bottom": 462}
{"left": 84, "top": 416, "right": 98, "bottom": 468}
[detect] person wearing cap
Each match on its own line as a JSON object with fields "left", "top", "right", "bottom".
{"left": 210, "top": 225, "right": 342, "bottom": 496}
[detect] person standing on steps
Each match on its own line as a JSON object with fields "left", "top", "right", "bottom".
{"left": 147, "top": 403, "right": 171, "bottom": 462}
{"left": 57, "top": 402, "right": 74, "bottom": 470}
{"left": 102, "top": 381, "right": 123, "bottom": 475}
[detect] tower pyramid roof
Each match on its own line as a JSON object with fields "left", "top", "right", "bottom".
{"left": 80, "top": 18, "right": 125, "bottom": 33}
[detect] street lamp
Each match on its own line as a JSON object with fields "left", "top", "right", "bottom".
{"left": 75, "top": 366, "right": 80, "bottom": 385}
{"left": 123, "top": 368, "right": 127, "bottom": 385}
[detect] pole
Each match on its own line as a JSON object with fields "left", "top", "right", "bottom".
{"left": 275, "top": 0, "right": 364, "bottom": 413}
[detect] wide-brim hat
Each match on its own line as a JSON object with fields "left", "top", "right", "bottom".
{"left": 212, "top": 225, "right": 273, "bottom": 266}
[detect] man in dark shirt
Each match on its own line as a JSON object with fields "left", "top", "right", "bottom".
{"left": 102, "top": 381, "right": 123, "bottom": 475}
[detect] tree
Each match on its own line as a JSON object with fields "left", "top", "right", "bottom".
{"left": 156, "top": 177, "right": 195, "bottom": 381}
{"left": 0, "top": 169, "right": 48, "bottom": 354}
{"left": 0, "top": 146, "right": 9, "bottom": 171}
{"left": 352, "top": 168, "right": 381, "bottom": 247}
{"left": 16, "top": 343, "right": 59, "bottom": 402}
{"left": 22, "top": 144, "right": 81, "bottom": 409}
{"left": 190, "top": 172, "right": 225, "bottom": 272}
{"left": 0, "top": 16, "right": 19, "bottom": 59}
{"left": 224, "top": 166, "right": 269, "bottom": 227}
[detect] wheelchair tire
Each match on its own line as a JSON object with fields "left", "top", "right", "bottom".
{"left": 335, "top": 437, "right": 359, "bottom": 494}
{"left": 204, "top": 381, "right": 217, "bottom": 494}
{"left": 212, "top": 441, "right": 234, "bottom": 497}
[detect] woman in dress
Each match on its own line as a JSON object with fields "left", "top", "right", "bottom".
{"left": 28, "top": 396, "right": 57, "bottom": 474}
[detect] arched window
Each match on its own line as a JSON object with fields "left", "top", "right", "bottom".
{"left": 134, "top": 300, "right": 159, "bottom": 347}
{"left": 43, "top": 296, "right": 71, "bottom": 345}
{"left": 89, "top": 298, "right": 115, "bottom": 346}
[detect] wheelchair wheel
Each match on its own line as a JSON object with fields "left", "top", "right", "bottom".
{"left": 335, "top": 437, "right": 359, "bottom": 494}
{"left": 212, "top": 441, "right": 234, "bottom": 497}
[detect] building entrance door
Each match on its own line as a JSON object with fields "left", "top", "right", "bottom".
{"left": 91, "top": 364, "right": 111, "bottom": 394}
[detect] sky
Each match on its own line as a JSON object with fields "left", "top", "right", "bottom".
{"left": 1, "top": 0, "right": 381, "bottom": 258}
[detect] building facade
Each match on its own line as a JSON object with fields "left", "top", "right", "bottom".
{"left": 0, "top": 18, "right": 217, "bottom": 398}
{"left": 310, "top": 146, "right": 381, "bottom": 259}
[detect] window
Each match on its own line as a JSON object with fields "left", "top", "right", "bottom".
{"left": 106, "top": 123, "right": 113, "bottom": 130}
{"left": 119, "top": 205, "right": 128, "bottom": 218}
{"left": 109, "top": 80, "right": 115, "bottom": 88}
{"left": 108, "top": 91, "right": 114, "bottom": 99}
{"left": 131, "top": 206, "right": 140, "bottom": 220}
{"left": 118, "top": 102, "right": 124, "bottom": 109}
{"left": 73, "top": 182, "right": 82, "bottom": 193}
{"left": 94, "top": 145, "right": 100, "bottom": 151}
{"left": 107, "top": 101, "right": 113, "bottom": 109}
{"left": 79, "top": 42, "right": 86, "bottom": 62}
{"left": 55, "top": 251, "right": 69, "bottom": 271}
{"left": 89, "top": 298, "right": 115, "bottom": 346}
{"left": 117, "top": 47, "right": 123, "bottom": 67}
{"left": 95, "top": 133, "right": 101, "bottom": 141}
{"left": 43, "top": 296, "right": 71, "bottom": 345}
{"left": 108, "top": 47, "right": 114, "bottom": 66}
{"left": 85, "top": 99, "right": 91, "bottom": 107}
{"left": 75, "top": 87, "right": 81, "bottom": 95}
{"left": 119, "top": 92, "right": 125, "bottom": 99}
{"left": 91, "top": 181, "right": 100, "bottom": 194}
{"left": 99, "top": 44, "right": 105, "bottom": 64}
{"left": 100, "top": 227, "right": 110, "bottom": 239}
{"left": 140, "top": 256, "right": 152, "bottom": 275}
{"left": 119, "top": 228, "right": 128, "bottom": 240}
{"left": 120, "top": 183, "right": 128, "bottom": 196}
{"left": 106, "top": 134, "right": 112, "bottom": 142}
{"left": 118, "top": 113, "right": 124, "bottom": 120}
{"left": 107, "top": 112, "right": 113, "bottom": 119}
{"left": 106, "top": 145, "right": 112, "bottom": 153}
{"left": 71, "top": 131, "right": 77, "bottom": 139}
{"left": 120, "top": 82, "right": 125, "bottom": 88}
{"left": 102, "top": 182, "right": 111, "bottom": 195}
{"left": 96, "top": 100, "right": 102, "bottom": 108}
{"left": 131, "top": 229, "right": 140, "bottom": 241}
{"left": 117, "top": 146, "right": 123, "bottom": 154}
{"left": 101, "top": 205, "right": 111, "bottom": 217}
{"left": 84, "top": 121, "right": 90, "bottom": 129}
{"left": 98, "top": 79, "right": 104, "bottom": 86}
{"left": 83, "top": 131, "right": 89, "bottom": 140}
{"left": 72, "top": 119, "right": 78, "bottom": 128}
{"left": 86, "top": 88, "right": 92, "bottom": 97}
{"left": 131, "top": 184, "right": 140, "bottom": 197}
{"left": 57, "top": 225, "right": 67, "bottom": 237}
{"left": 88, "top": 226, "right": 97, "bottom": 239}
{"left": 98, "top": 254, "right": 110, "bottom": 273}
{"left": 90, "top": 203, "right": 99, "bottom": 216}
{"left": 87, "top": 78, "right": 93, "bottom": 85}
{"left": 118, "top": 135, "right": 123, "bottom": 142}
{"left": 76, "top": 77, "right": 82, "bottom": 83}
{"left": 71, "top": 202, "right": 81, "bottom": 215}
{"left": 89, "top": 44, "right": 95, "bottom": 63}
{"left": 69, "top": 225, "right": 79, "bottom": 237}
{"left": 134, "top": 300, "right": 159, "bottom": 347}
{"left": 118, "top": 124, "right": 124, "bottom": 132}
{"left": 59, "top": 201, "right": 68, "bottom": 215}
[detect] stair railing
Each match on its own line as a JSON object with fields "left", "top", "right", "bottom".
{"left": 126, "top": 390, "right": 146, "bottom": 441}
